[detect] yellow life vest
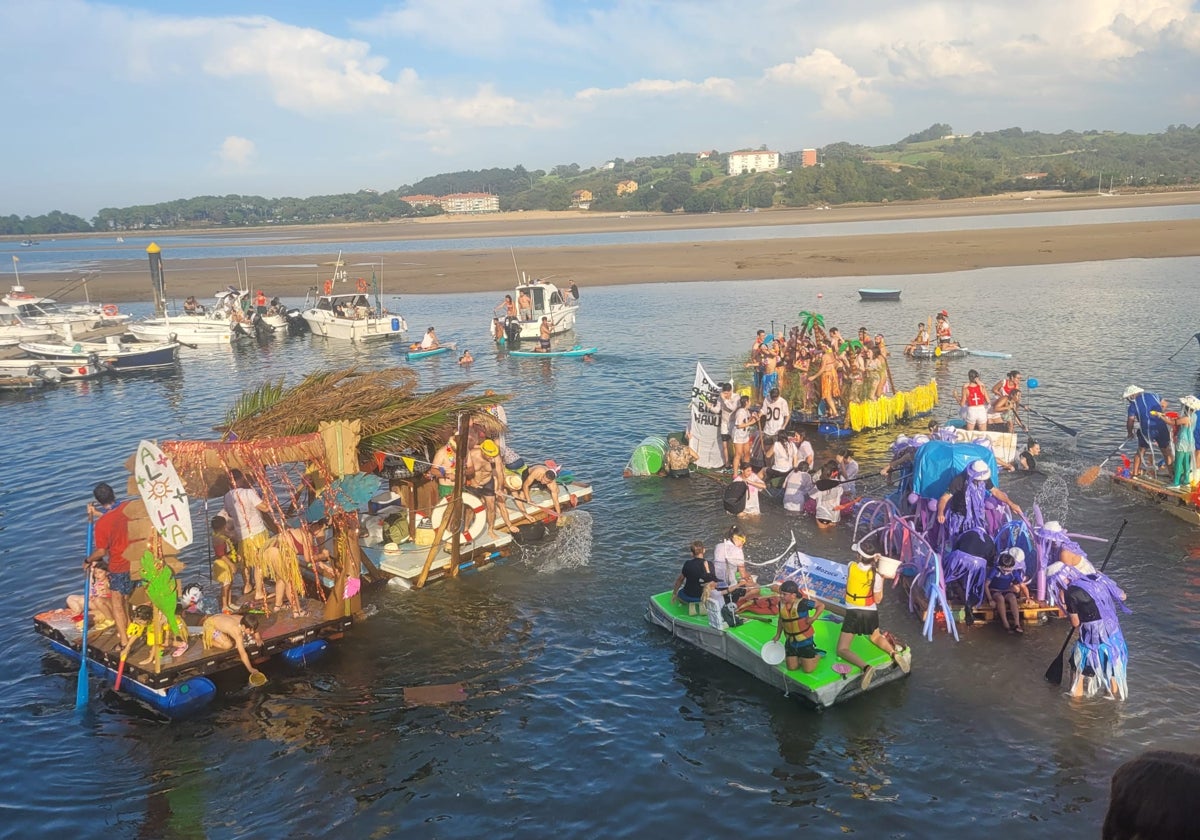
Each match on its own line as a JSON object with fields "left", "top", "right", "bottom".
{"left": 778, "top": 600, "right": 813, "bottom": 640}
{"left": 845, "top": 562, "right": 877, "bottom": 607}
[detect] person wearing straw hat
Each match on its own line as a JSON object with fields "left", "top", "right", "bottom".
{"left": 467, "top": 438, "right": 516, "bottom": 538}
{"left": 1124, "top": 385, "right": 1171, "bottom": 479}
{"left": 1165, "top": 395, "right": 1199, "bottom": 489}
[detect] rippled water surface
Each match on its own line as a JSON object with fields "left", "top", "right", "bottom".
{"left": 3, "top": 257, "right": 1200, "bottom": 837}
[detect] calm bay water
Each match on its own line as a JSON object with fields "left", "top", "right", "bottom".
{"left": 3, "top": 256, "right": 1200, "bottom": 837}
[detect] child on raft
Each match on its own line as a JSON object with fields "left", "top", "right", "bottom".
{"left": 985, "top": 548, "right": 1030, "bottom": 633}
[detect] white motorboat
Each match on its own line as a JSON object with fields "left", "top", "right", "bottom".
{"left": 20, "top": 335, "right": 180, "bottom": 372}
{"left": 495, "top": 277, "right": 579, "bottom": 342}
{"left": 0, "top": 305, "right": 56, "bottom": 347}
{"left": 128, "top": 315, "right": 236, "bottom": 345}
{"left": 0, "top": 359, "right": 62, "bottom": 390}
{"left": 301, "top": 255, "right": 406, "bottom": 342}
{"left": 3, "top": 285, "right": 98, "bottom": 336}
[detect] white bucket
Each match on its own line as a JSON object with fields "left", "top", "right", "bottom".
{"left": 761, "top": 641, "right": 786, "bottom": 665}
{"left": 875, "top": 555, "right": 901, "bottom": 580}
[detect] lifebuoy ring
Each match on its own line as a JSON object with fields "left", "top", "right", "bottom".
{"left": 429, "top": 491, "right": 487, "bottom": 544}
{"left": 101, "top": 304, "right": 119, "bottom": 317}
{"left": 357, "top": 278, "right": 369, "bottom": 293}
{"left": 323, "top": 280, "right": 333, "bottom": 295}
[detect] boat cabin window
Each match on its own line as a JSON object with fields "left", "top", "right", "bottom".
{"left": 550, "top": 291, "right": 563, "bottom": 306}
{"left": 531, "top": 287, "right": 546, "bottom": 312}
{"left": 316, "top": 298, "right": 333, "bottom": 312}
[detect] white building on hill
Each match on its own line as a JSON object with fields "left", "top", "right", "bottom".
{"left": 728, "top": 150, "right": 780, "bottom": 175}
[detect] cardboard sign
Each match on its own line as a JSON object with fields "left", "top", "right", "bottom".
{"left": 133, "top": 439, "right": 193, "bottom": 549}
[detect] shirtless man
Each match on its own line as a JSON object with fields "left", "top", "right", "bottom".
{"left": 467, "top": 439, "right": 515, "bottom": 538}
{"left": 201, "top": 612, "right": 264, "bottom": 681}
{"left": 990, "top": 387, "right": 1028, "bottom": 433}
{"left": 904, "top": 322, "right": 930, "bottom": 356}
{"left": 520, "top": 462, "right": 562, "bottom": 518}
{"left": 537, "top": 317, "right": 552, "bottom": 352}
{"left": 518, "top": 289, "right": 533, "bottom": 321}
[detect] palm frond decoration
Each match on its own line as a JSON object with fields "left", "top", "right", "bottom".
{"left": 797, "top": 310, "right": 825, "bottom": 338}
{"left": 216, "top": 366, "right": 509, "bottom": 459}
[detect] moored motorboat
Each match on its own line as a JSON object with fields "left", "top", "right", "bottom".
{"left": 0, "top": 359, "right": 62, "bottom": 390}
{"left": 0, "top": 305, "right": 55, "bottom": 347}
{"left": 3, "top": 285, "right": 96, "bottom": 336}
{"left": 129, "top": 316, "right": 236, "bottom": 345}
{"left": 494, "top": 276, "right": 579, "bottom": 343}
{"left": 20, "top": 335, "right": 180, "bottom": 372}
{"left": 302, "top": 255, "right": 407, "bottom": 342}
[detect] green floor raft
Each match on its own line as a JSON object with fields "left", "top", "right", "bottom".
{"left": 646, "top": 592, "right": 909, "bottom": 708}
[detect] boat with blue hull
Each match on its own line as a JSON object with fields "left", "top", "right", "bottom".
{"left": 34, "top": 600, "right": 351, "bottom": 719}
{"left": 20, "top": 336, "right": 180, "bottom": 372}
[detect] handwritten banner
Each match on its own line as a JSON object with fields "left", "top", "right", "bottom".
{"left": 134, "top": 439, "right": 193, "bottom": 549}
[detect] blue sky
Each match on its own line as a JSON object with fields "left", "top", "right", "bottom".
{"left": 3, "top": 0, "right": 1198, "bottom": 218}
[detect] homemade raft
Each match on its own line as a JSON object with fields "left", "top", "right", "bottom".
{"left": 34, "top": 601, "right": 346, "bottom": 718}
{"left": 790, "top": 379, "right": 939, "bottom": 434}
{"left": 646, "top": 592, "right": 908, "bottom": 708}
{"left": 1111, "top": 473, "right": 1200, "bottom": 525}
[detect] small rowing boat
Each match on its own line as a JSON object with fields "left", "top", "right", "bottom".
{"left": 858, "top": 288, "right": 902, "bottom": 302}
{"left": 509, "top": 345, "right": 597, "bottom": 358}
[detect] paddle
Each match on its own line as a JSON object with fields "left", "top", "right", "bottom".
{"left": 814, "top": 472, "right": 887, "bottom": 492}
{"left": 1077, "top": 440, "right": 1129, "bottom": 486}
{"left": 1044, "top": 519, "right": 1126, "bottom": 685}
{"left": 1024, "top": 406, "right": 1080, "bottom": 438}
{"left": 1167, "top": 332, "right": 1200, "bottom": 361}
{"left": 75, "top": 518, "right": 94, "bottom": 710}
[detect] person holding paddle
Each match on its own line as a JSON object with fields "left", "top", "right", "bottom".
{"left": 1046, "top": 563, "right": 1130, "bottom": 700}
{"left": 1124, "top": 385, "right": 1172, "bottom": 478}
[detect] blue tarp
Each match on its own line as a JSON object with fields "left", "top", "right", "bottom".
{"left": 911, "top": 441, "right": 999, "bottom": 499}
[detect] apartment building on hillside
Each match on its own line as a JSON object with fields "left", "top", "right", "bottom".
{"left": 727, "top": 150, "right": 781, "bottom": 175}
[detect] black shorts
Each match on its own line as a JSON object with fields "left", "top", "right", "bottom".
{"left": 667, "top": 469, "right": 691, "bottom": 479}
{"left": 470, "top": 482, "right": 495, "bottom": 498}
{"left": 762, "top": 431, "right": 781, "bottom": 445}
{"left": 720, "top": 433, "right": 731, "bottom": 442}
{"left": 786, "top": 638, "right": 818, "bottom": 659}
{"left": 766, "top": 468, "right": 791, "bottom": 482}
{"left": 842, "top": 608, "right": 879, "bottom": 636}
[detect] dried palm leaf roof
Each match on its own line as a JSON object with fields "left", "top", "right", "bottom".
{"left": 215, "top": 367, "right": 508, "bottom": 458}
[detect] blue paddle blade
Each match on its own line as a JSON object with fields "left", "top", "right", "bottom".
{"left": 76, "top": 522, "right": 94, "bottom": 710}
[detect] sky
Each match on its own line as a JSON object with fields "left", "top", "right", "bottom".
{"left": 2, "top": 0, "right": 1198, "bottom": 218}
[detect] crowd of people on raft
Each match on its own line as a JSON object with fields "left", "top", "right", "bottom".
{"left": 670, "top": 526, "right": 911, "bottom": 689}
{"left": 741, "top": 320, "right": 897, "bottom": 420}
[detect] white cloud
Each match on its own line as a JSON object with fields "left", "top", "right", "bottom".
{"left": 218, "top": 136, "right": 256, "bottom": 166}
{"left": 765, "top": 49, "right": 890, "bottom": 118}
{"left": 576, "top": 77, "right": 737, "bottom": 101}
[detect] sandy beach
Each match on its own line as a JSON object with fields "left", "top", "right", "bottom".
{"left": 10, "top": 190, "right": 1200, "bottom": 302}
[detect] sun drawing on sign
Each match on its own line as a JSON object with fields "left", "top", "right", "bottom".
{"left": 142, "top": 476, "right": 174, "bottom": 503}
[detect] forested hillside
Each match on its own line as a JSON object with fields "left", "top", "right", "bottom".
{"left": 4, "top": 124, "right": 1198, "bottom": 235}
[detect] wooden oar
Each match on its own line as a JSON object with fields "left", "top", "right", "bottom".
{"left": 1024, "top": 406, "right": 1080, "bottom": 438}
{"left": 1044, "top": 519, "right": 1126, "bottom": 685}
{"left": 1077, "top": 441, "right": 1129, "bottom": 486}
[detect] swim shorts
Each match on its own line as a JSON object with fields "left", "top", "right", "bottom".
{"left": 785, "top": 638, "right": 818, "bottom": 659}
{"left": 842, "top": 607, "right": 880, "bottom": 636}
{"left": 108, "top": 571, "right": 133, "bottom": 596}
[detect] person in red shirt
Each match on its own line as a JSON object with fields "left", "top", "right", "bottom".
{"left": 85, "top": 483, "right": 137, "bottom": 647}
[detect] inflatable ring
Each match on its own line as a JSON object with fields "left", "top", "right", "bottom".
{"left": 101, "top": 304, "right": 119, "bottom": 317}
{"left": 323, "top": 280, "right": 333, "bottom": 295}
{"left": 357, "top": 278, "right": 369, "bottom": 293}
{"left": 429, "top": 491, "right": 487, "bottom": 544}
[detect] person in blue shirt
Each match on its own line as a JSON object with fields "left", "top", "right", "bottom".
{"left": 985, "top": 548, "right": 1030, "bottom": 633}
{"left": 1124, "top": 385, "right": 1172, "bottom": 479}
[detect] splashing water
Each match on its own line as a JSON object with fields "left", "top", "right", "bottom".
{"left": 519, "top": 510, "right": 593, "bottom": 573}
{"left": 1034, "top": 474, "right": 1071, "bottom": 524}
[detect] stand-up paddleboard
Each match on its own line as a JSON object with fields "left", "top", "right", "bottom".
{"left": 966, "top": 349, "right": 1013, "bottom": 359}
{"left": 509, "top": 345, "right": 597, "bottom": 358}
{"left": 406, "top": 342, "right": 456, "bottom": 360}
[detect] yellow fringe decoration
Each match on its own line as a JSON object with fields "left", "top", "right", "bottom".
{"left": 846, "top": 380, "right": 939, "bottom": 432}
